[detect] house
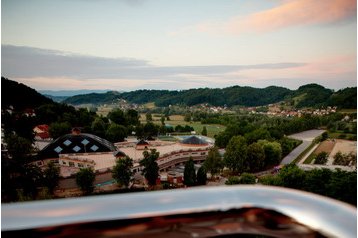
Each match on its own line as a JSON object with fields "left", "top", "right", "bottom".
{"left": 34, "top": 124, "right": 51, "bottom": 140}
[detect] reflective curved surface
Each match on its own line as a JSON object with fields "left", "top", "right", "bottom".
{"left": 2, "top": 186, "right": 356, "bottom": 237}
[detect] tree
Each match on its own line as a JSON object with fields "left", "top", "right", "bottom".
{"left": 49, "top": 122, "right": 71, "bottom": 139}
{"left": 112, "top": 156, "right": 133, "bottom": 188}
{"left": 258, "top": 140, "right": 282, "bottom": 166}
{"left": 140, "top": 149, "right": 159, "bottom": 186}
{"left": 126, "top": 109, "right": 140, "bottom": 125}
{"left": 201, "top": 126, "right": 207, "bottom": 136}
{"left": 196, "top": 166, "right": 207, "bottom": 185}
{"left": 4, "top": 134, "right": 33, "bottom": 161}
{"left": 184, "top": 158, "right": 196, "bottom": 186}
{"left": 184, "top": 113, "right": 191, "bottom": 122}
{"left": 91, "top": 117, "right": 107, "bottom": 137}
{"left": 321, "top": 131, "right": 328, "bottom": 141}
{"left": 247, "top": 143, "right": 265, "bottom": 172}
{"left": 146, "top": 112, "right": 153, "bottom": 122}
{"left": 43, "top": 161, "right": 60, "bottom": 194}
{"left": 160, "top": 116, "right": 165, "bottom": 126}
{"left": 76, "top": 168, "right": 95, "bottom": 194}
{"left": 21, "top": 164, "right": 44, "bottom": 199}
{"left": 143, "top": 122, "right": 159, "bottom": 138}
{"left": 108, "top": 109, "right": 126, "bottom": 125}
{"left": 204, "top": 146, "right": 223, "bottom": 178}
{"left": 224, "top": 136, "right": 248, "bottom": 173}
{"left": 277, "top": 164, "right": 306, "bottom": 189}
{"left": 106, "top": 123, "right": 127, "bottom": 142}
{"left": 314, "top": 152, "right": 328, "bottom": 165}
{"left": 244, "top": 128, "right": 271, "bottom": 144}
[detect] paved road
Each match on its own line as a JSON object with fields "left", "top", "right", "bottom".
{"left": 280, "top": 129, "right": 325, "bottom": 165}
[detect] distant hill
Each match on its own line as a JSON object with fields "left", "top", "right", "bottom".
{"left": 39, "top": 89, "right": 113, "bottom": 97}
{"left": 63, "top": 91, "right": 122, "bottom": 105}
{"left": 63, "top": 86, "right": 292, "bottom": 107}
{"left": 290, "top": 84, "right": 333, "bottom": 108}
{"left": 1, "top": 77, "right": 54, "bottom": 110}
{"left": 3, "top": 77, "right": 356, "bottom": 109}
{"left": 43, "top": 94, "right": 68, "bottom": 102}
{"left": 63, "top": 83, "right": 357, "bottom": 109}
{"left": 327, "top": 87, "right": 357, "bottom": 109}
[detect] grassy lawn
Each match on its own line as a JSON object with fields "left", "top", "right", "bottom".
{"left": 303, "top": 154, "right": 315, "bottom": 164}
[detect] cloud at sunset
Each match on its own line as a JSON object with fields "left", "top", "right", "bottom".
{"left": 173, "top": 0, "right": 357, "bottom": 35}
{"left": 2, "top": 45, "right": 355, "bottom": 91}
{"left": 229, "top": 0, "right": 357, "bottom": 33}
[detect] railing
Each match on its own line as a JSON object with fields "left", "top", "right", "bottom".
{"left": 2, "top": 186, "right": 356, "bottom": 237}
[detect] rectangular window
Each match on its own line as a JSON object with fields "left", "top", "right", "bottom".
{"left": 62, "top": 161, "right": 67, "bottom": 165}
{"left": 78, "top": 163, "right": 83, "bottom": 168}
{"left": 69, "top": 162, "right": 75, "bottom": 167}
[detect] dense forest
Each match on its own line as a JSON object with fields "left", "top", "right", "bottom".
{"left": 2, "top": 77, "right": 54, "bottom": 110}
{"left": 62, "top": 83, "right": 357, "bottom": 109}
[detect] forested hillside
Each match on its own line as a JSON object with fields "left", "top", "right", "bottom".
{"left": 63, "top": 83, "right": 356, "bottom": 109}
{"left": 2, "top": 77, "right": 54, "bottom": 110}
{"left": 3, "top": 77, "right": 356, "bottom": 109}
{"left": 63, "top": 86, "right": 293, "bottom": 107}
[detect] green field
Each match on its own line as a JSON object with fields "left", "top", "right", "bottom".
{"left": 337, "top": 109, "right": 357, "bottom": 113}
{"left": 140, "top": 114, "right": 226, "bottom": 138}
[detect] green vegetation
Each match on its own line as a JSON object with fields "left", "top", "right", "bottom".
{"left": 140, "top": 149, "right": 160, "bottom": 187}
{"left": 196, "top": 166, "right": 207, "bottom": 185}
{"left": 225, "top": 173, "right": 256, "bottom": 185}
{"left": 76, "top": 168, "right": 96, "bottom": 194}
{"left": 112, "top": 156, "right": 134, "bottom": 188}
{"left": 63, "top": 83, "right": 356, "bottom": 109}
{"left": 224, "top": 136, "right": 248, "bottom": 173}
{"left": 43, "top": 162, "right": 60, "bottom": 194}
{"left": 204, "top": 146, "right": 223, "bottom": 178}
{"left": 313, "top": 152, "right": 329, "bottom": 165}
{"left": 333, "top": 152, "right": 357, "bottom": 166}
{"left": 183, "top": 158, "right": 196, "bottom": 186}
{"left": 64, "top": 85, "right": 292, "bottom": 107}
{"left": 2, "top": 77, "right": 53, "bottom": 110}
{"left": 259, "top": 165, "right": 357, "bottom": 205}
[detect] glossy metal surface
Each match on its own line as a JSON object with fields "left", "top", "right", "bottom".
{"left": 2, "top": 185, "right": 356, "bottom": 237}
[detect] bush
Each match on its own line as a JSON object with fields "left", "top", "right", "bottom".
{"left": 225, "top": 173, "right": 256, "bottom": 185}
{"left": 314, "top": 152, "right": 328, "bottom": 165}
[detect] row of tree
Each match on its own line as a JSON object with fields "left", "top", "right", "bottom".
{"left": 260, "top": 165, "right": 357, "bottom": 205}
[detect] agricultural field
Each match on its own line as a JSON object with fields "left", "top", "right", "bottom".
{"left": 140, "top": 114, "right": 226, "bottom": 138}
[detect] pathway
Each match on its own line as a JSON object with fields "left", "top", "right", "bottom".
{"left": 280, "top": 129, "right": 325, "bottom": 165}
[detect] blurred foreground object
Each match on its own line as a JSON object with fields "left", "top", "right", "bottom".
{"left": 2, "top": 186, "right": 356, "bottom": 237}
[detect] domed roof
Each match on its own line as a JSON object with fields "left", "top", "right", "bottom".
{"left": 136, "top": 139, "right": 149, "bottom": 145}
{"left": 113, "top": 150, "right": 126, "bottom": 157}
{"left": 39, "top": 133, "right": 116, "bottom": 159}
{"left": 181, "top": 136, "right": 208, "bottom": 145}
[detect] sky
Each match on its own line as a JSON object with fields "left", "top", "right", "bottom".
{"left": 1, "top": 0, "right": 357, "bottom": 91}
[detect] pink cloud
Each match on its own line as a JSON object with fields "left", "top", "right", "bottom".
{"left": 171, "top": 0, "right": 357, "bottom": 36}
{"left": 238, "top": 0, "right": 357, "bottom": 32}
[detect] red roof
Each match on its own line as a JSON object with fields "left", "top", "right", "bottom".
{"left": 36, "top": 124, "right": 49, "bottom": 132}
{"left": 36, "top": 132, "right": 50, "bottom": 139}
